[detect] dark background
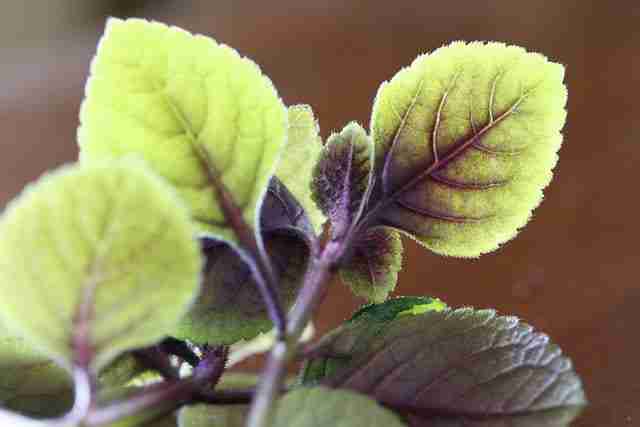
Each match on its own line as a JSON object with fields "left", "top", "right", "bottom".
{"left": 1, "top": 1, "right": 637, "bottom": 425}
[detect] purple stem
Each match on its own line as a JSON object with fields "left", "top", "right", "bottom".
{"left": 247, "top": 239, "right": 345, "bottom": 427}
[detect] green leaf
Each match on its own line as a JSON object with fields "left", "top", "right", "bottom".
{"left": 78, "top": 18, "right": 287, "bottom": 243}
{"left": 0, "top": 323, "right": 73, "bottom": 418}
{"left": 276, "top": 105, "right": 325, "bottom": 233}
{"left": 178, "top": 387, "right": 405, "bottom": 427}
{"left": 178, "top": 404, "right": 247, "bottom": 427}
{"left": 0, "top": 161, "right": 202, "bottom": 371}
{"left": 300, "top": 296, "right": 446, "bottom": 385}
{"left": 271, "top": 387, "right": 405, "bottom": 427}
{"left": 174, "top": 233, "right": 308, "bottom": 344}
{"left": 340, "top": 227, "right": 403, "bottom": 303}
{"left": 312, "top": 123, "right": 374, "bottom": 239}
{"left": 98, "top": 355, "right": 151, "bottom": 389}
{"left": 318, "top": 308, "right": 586, "bottom": 425}
{"left": 369, "top": 41, "right": 567, "bottom": 257}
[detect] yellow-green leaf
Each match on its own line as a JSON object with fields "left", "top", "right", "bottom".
{"left": 277, "top": 105, "right": 325, "bottom": 233}
{"left": 178, "top": 387, "right": 405, "bottom": 427}
{"left": 79, "top": 18, "right": 287, "bottom": 243}
{"left": 0, "top": 162, "right": 201, "bottom": 371}
{"left": 271, "top": 387, "right": 405, "bottom": 427}
{"left": 370, "top": 41, "right": 567, "bottom": 257}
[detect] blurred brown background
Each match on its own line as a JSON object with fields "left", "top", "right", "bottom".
{"left": 1, "top": 1, "right": 637, "bottom": 425}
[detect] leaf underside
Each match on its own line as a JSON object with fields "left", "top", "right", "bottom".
{"left": 340, "top": 227, "right": 403, "bottom": 303}
{"left": 174, "top": 232, "right": 309, "bottom": 344}
{"left": 175, "top": 177, "right": 312, "bottom": 344}
{"left": 369, "top": 41, "right": 567, "bottom": 257}
{"left": 300, "top": 296, "right": 447, "bottom": 385}
{"left": 0, "top": 161, "right": 201, "bottom": 371}
{"left": 312, "top": 122, "right": 374, "bottom": 239}
{"left": 320, "top": 308, "right": 585, "bottom": 424}
{"left": 79, "top": 18, "right": 287, "bottom": 243}
{"left": 0, "top": 323, "right": 73, "bottom": 418}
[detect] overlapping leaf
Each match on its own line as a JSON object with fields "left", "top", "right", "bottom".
{"left": 340, "top": 227, "right": 403, "bottom": 303}
{"left": 369, "top": 41, "right": 567, "bottom": 257}
{"left": 79, "top": 18, "right": 287, "bottom": 243}
{"left": 174, "top": 232, "right": 308, "bottom": 344}
{"left": 0, "top": 162, "right": 201, "bottom": 371}
{"left": 0, "top": 323, "right": 73, "bottom": 418}
{"left": 276, "top": 105, "right": 325, "bottom": 233}
{"left": 301, "top": 296, "right": 446, "bottom": 384}
{"left": 174, "top": 178, "right": 312, "bottom": 344}
{"left": 315, "top": 308, "right": 585, "bottom": 426}
{"left": 312, "top": 123, "right": 374, "bottom": 239}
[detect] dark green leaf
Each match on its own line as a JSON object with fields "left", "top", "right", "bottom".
{"left": 300, "top": 297, "right": 446, "bottom": 385}
{"left": 0, "top": 161, "right": 202, "bottom": 371}
{"left": 320, "top": 308, "right": 586, "bottom": 425}
{"left": 0, "top": 323, "right": 73, "bottom": 418}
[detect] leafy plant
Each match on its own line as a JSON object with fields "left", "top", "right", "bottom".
{"left": 0, "top": 18, "right": 584, "bottom": 427}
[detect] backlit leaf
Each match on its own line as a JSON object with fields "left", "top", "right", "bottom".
{"left": 79, "top": 18, "right": 287, "bottom": 243}
{"left": 0, "top": 162, "right": 201, "bottom": 371}
{"left": 276, "top": 105, "right": 325, "bottom": 233}
{"left": 369, "top": 42, "right": 567, "bottom": 257}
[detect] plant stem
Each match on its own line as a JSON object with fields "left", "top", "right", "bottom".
{"left": 85, "top": 346, "right": 228, "bottom": 426}
{"left": 247, "top": 240, "right": 344, "bottom": 427}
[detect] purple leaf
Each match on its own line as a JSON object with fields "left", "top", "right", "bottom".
{"left": 339, "top": 227, "right": 403, "bottom": 303}
{"left": 319, "top": 308, "right": 586, "bottom": 425}
{"left": 312, "top": 123, "right": 374, "bottom": 239}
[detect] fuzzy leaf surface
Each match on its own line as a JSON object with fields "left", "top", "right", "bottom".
{"left": 312, "top": 123, "right": 374, "bottom": 238}
{"left": 0, "top": 162, "right": 201, "bottom": 371}
{"left": 79, "top": 18, "right": 287, "bottom": 243}
{"left": 276, "top": 105, "right": 325, "bottom": 233}
{"left": 320, "top": 308, "right": 585, "bottom": 424}
{"left": 369, "top": 41, "right": 567, "bottom": 257}
{"left": 340, "top": 227, "right": 403, "bottom": 303}
{"left": 0, "top": 323, "right": 73, "bottom": 418}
